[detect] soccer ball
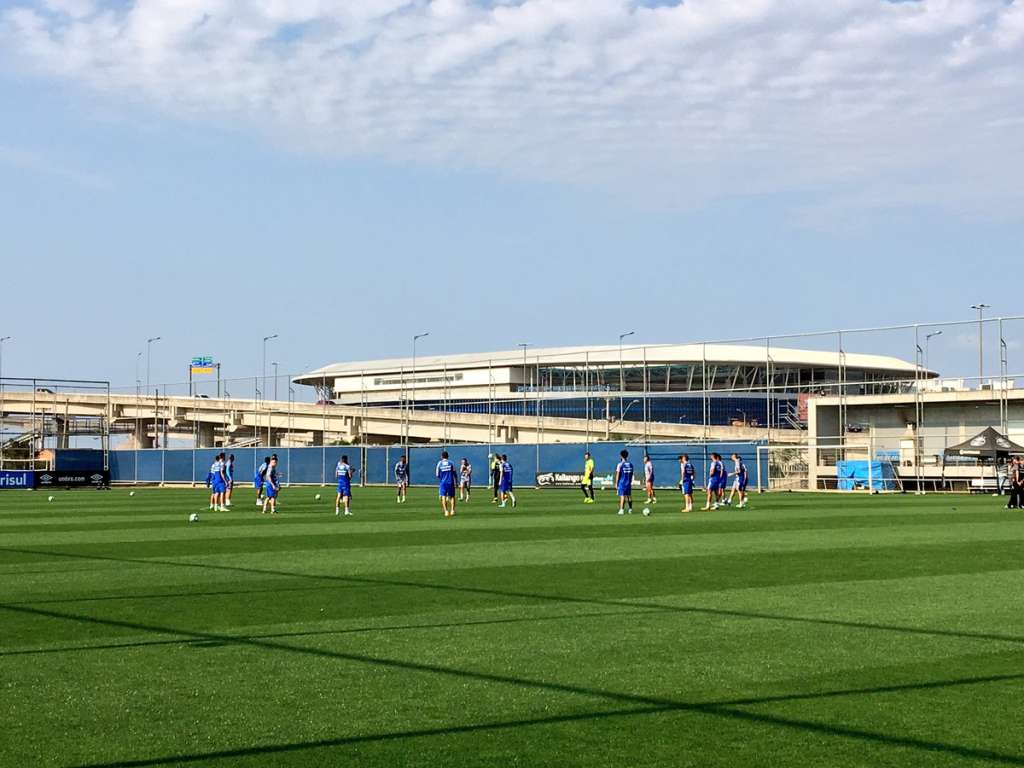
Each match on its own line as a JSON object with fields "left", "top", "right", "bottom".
{"left": 642, "top": 507, "right": 651, "bottom": 516}
{"left": 129, "top": 491, "right": 135, "bottom": 497}
{"left": 47, "top": 495, "right": 54, "bottom": 502}
{"left": 315, "top": 493, "right": 321, "bottom": 501}
{"left": 189, "top": 513, "right": 200, "bottom": 523}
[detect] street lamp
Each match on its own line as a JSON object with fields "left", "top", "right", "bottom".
{"left": 0, "top": 337, "right": 10, "bottom": 470}
{"left": 0, "top": 336, "right": 10, "bottom": 382}
{"left": 620, "top": 399, "right": 641, "bottom": 422}
{"left": 410, "top": 332, "right": 429, "bottom": 445}
{"left": 518, "top": 343, "right": 531, "bottom": 416}
{"left": 618, "top": 331, "right": 635, "bottom": 419}
{"left": 272, "top": 362, "right": 279, "bottom": 401}
{"left": 146, "top": 336, "right": 161, "bottom": 396}
{"left": 262, "top": 334, "right": 278, "bottom": 402}
{"left": 924, "top": 330, "right": 942, "bottom": 371}
{"left": 970, "top": 304, "right": 990, "bottom": 385}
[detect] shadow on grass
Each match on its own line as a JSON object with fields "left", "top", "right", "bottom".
{"left": 2, "top": 600, "right": 1023, "bottom": 767}
{"left": 3, "top": 545, "right": 1024, "bottom": 647}
{"left": 0, "top": 607, "right": 665, "bottom": 658}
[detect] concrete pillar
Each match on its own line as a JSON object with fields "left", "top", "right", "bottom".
{"left": 130, "top": 422, "right": 154, "bottom": 449}
{"left": 55, "top": 417, "right": 70, "bottom": 449}
{"left": 197, "top": 422, "right": 216, "bottom": 448}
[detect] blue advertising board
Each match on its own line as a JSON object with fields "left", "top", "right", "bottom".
{"left": 0, "top": 470, "right": 35, "bottom": 489}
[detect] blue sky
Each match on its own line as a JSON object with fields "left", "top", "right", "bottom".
{"left": 0, "top": 0, "right": 1022, "bottom": 393}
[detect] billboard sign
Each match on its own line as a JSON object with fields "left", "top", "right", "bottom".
{"left": 0, "top": 470, "right": 35, "bottom": 489}
{"left": 35, "top": 470, "right": 110, "bottom": 489}
{"left": 190, "top": 356, "right": 215, "bottom": 375}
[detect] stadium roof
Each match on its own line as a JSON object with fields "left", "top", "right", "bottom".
{"left": 295, "top": 344, "right": 932, "bottom": 383}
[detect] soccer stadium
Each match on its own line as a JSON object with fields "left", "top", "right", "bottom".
{"left": 295, "top": 343, "right": 932, "bottom": 426}
{"left": 4, "top": 2, "right": 1024, "bottom": 766}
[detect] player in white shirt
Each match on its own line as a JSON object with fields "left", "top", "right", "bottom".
{"left": 459, "top": 458, "right": 473, "bottom": 502}
{"left": 643, "top": 454, "right": 657, "bottom": 505}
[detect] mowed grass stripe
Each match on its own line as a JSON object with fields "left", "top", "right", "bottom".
{"left": 3, "top": 488, "right": 1024, "bottom": 767}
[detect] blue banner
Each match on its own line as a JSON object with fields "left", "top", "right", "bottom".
{"left": 0, "top": 470, "right": 35, "bottom": 489}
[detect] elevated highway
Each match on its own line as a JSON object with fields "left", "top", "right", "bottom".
{"left": 0, "top": 391, "right": 801, "bottom": 447}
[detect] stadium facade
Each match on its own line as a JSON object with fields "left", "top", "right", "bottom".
{"left": 294, "top": 344, "right": 932, "bottom": 429}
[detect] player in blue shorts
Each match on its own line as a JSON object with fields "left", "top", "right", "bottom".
{"left": 394, "top": 454, "right": 409, "bottom": 503}
{"left": 498, "top": 454, "right": 517, "bottom": 508}
{"left": 615, "top": 449, "right": 634, "bottom": 515}
{"left": 678, "top": 454, "right": 695, "bottom": 513}
{"left": 703, "top": 453, "right": 722, "bottom": 511}
{"left": 261, "top": 456, "right": 280, "bottom": 515}
{"left": 726, "top": 453, "right": 749, "bottom": 508}
{"left": 224, "top": 454, "right": 235, "bottom": 507}
{"left": 436, "top": 451, "right": 458, "bottom": 517}
{"left": 254, "top": 455, "right": 270, "bottom": 506}
{"left": 209, "top": 452, "right": 227, "bottom": 511}
{"left": 335, "top": 454, "right": 354, "bottom": 516}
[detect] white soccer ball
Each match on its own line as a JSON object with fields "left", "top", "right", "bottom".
{"left": 129, "top": 491, "right": 135, "bottom": 497}
{"left": 642, "top": 507, "right": 651, "bottom": 516}
{"left": 315, "top": 493, "right": 321, "bottom": 501}
{"left": 47, "top": 495, "right": 54, "bottom": 502}
{"left": 189, "top": 513, "right": 200, "bottom": 523}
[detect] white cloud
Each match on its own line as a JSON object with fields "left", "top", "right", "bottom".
{"left": 2, "top": 0, "right": 1022, "bottom": 216}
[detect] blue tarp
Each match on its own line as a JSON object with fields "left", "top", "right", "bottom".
{"left": 835, "top": 460, "right": 897, "bottom": 491}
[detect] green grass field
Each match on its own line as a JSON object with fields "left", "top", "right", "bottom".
{"left": 2, "top": 486, "right": 1024, "bottom": 767}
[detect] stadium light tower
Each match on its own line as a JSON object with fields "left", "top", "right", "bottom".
{"left": 146, "top": 336, "right": 161, "bottom": 396}
{"left": 970, "top": 304, "right": 990, "bottom": 385}
{"left": 924, "top": 330, "right": 942, "bottom": 371}
{"left": 262, "top": 334, "right": 278, "bottom": 403}
{"left": 618, "top": 331, "right": 635, "bottom": 420}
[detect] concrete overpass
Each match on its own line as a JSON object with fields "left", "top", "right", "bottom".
{"left": 0, "top": 391, "right": 801, "bottom": 448}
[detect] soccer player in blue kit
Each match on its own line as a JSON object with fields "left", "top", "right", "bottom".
{"left": 261, "top": 456, "right": 280, "bottom": 515}
{"left": 615, "top": 449, "right": 634, "bottom": 515}
{"left": 726, "top": 452, "right": 749, "bottom": 508}
{"left": 678, "top": 453, "right": 695, "bottom": 513}
{"left": 254, "top": 455, "right": 270, "bottom": 506}
{"left": 703, "top": 453, "right": 723, "bottom": 511}
{"left": 436, "top": 451, "right": 458, "bottom": 517}
{"left": 394, "top": 454, "right": 409, "bottom": 504}
{"left": 498, "top": 454, "right": 517, "bottom": 508}
{"left": 224, "top": 453, "right": 235, "bottom": 507}
{"left": 335, "top": 454, "right": 355, "bottom": 516}
{"left": 209, "top": 452, "right": 226, "bottom": 511}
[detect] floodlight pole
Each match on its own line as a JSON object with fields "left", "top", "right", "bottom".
{"left": 618, "top": 331, "right": 634, "bottom": 420}
{"left": 971, "top": 304, "right": 990, "bottom": 386}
